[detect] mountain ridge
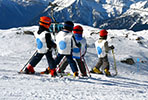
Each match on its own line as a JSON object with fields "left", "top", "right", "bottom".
{"left": 0, "top": 0, "right": 148, "bottom": 31}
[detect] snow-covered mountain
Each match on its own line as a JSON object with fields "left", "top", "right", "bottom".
{"left": 0, "top": 0, "right": 48, "bottom": 29}
{"left": 1, "top": 0, "right": 148, "bottom": 31}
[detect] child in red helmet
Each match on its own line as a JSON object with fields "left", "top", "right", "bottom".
{"left": 57, "top": 25, "right": 88, "bottom": 77}
{"left": 90, "top": 29, "right": 114, "bottom": 76}
{"left": 24, "top": 16, "right": 57, "bottom": 77}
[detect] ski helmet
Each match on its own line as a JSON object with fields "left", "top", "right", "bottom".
{"left": 99, "top": 29, "right": 108, "bottom": 37}
{"left": 73, "top": 25, "right": 83, "bottom": 35}
{"left": 63, "top": 21, "right": 74, "bottom": 31}
{"left": 39, "top": 16, "right": 51, "bottom": 29}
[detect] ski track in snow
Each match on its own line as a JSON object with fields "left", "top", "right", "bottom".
{"left": 0, "top": 71, "right": 147, "bottom": 100}
{"left": 0, "top": 26, "right": 148, "bottom": 100}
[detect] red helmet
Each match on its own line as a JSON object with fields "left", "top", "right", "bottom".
{"left": 39, "top": 16, "right": 51, "bottom": 29}
{"left": 99, "top": 29, "right": 108, "bottom": 37}
{"left": 73, "top": 25, "right": 83, "bottom": 35}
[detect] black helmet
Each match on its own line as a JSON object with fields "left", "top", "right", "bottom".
{"left": 63, "top": 21, "right": 74, "bottom": 31}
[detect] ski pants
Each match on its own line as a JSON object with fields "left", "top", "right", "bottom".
{"left": 55, "top": 54, "right": 78, "bottom": 73}
{"left": 29, "top": 50, "right": 56, "bottom": 69}
{"left": 58, "top": 57, "right": 86, "bottom": 75}
{"left": 95, "top": 55, "right": 110, "bottom": 70}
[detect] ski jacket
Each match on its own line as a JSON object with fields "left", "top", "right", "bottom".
{"left": 95, "top": 39, "right": 111, "bottom": 58}
{"left": 72, "top": 34, "right": 87, "bottom": 59}
{"left": 56, "top": 31, "right": 73, "bottom": 55}
{"left": 34, "top": 26, "right": 56, "bottom": 53}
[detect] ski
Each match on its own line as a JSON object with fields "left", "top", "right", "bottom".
{"left": 57, "top": 72, "right": 72, "bottom": 77}
{"left": 18, "top": 71, "right": 91, "bottom": 79}
{"left": 18, "top": 71, "right": 45, "bottom": 76}
{"left": 110, "top": 73, "right": 118, "bottom": 77}
{"left": 18, "top": 71, "right": 62, "bottom": 78}
{"left": 90, "top": 71, "right": 117, "bottom": 77}
{"left": 61, "top": 73, "right": 90, "bottom": 80}
{"left": 18, "top": 71, "right": 70, "bottom": 78}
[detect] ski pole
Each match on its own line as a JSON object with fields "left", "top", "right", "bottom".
{"left": 137, "top": 58, "right": 140, "bottom": 72}
{"left": 82, "top": 57, "right": 91, "bottom": 77}
{"left": 112, "top": 49, "right": 117, "bottom": 76}
{"left": 56, "top": 56, "right": 67, "bottom": 72}
{"left": 79, "top": 48, "right": 85, "bottom": 75}
{"left": 19, "top": 50, "right": 37, "bottom": 72}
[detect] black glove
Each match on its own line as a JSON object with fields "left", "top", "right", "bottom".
{"left": 110, "top": 45, "right": 114, "bottom": 49}
{"left": 52, "top": 43, "right": 57, "bottom": 49}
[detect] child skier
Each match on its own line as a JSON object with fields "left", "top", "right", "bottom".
{"left": 90, "top": 29, "right": 114, "bottom": 76}
{"left": 24, "top": 16, "right": 57, "bottom": 77}
{"left": 57, "top": 25, "right": 88, "bottom": 76}
{"left": 55, "top": 21, "right": 79, "bottom": 77}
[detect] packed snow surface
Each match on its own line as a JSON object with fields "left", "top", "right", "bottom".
{"left": 0, "top": 25, "right": 148, "bottom": 100}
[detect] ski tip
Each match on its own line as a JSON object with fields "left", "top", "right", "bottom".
{"left": 106, "top": 74, "right": 117, "bottom": 77}
{"left": 18, "top": 71, "right": 22, "bottom": 74}
{"left": 18, "top": 71, "right": 26, "bottom": 74}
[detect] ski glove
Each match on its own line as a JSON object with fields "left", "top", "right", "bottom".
{"left": 110, "top": 45, "right": 115, "bottom": 49}
{"left": 53, "top": 44, "right": 57, "bottom": 49}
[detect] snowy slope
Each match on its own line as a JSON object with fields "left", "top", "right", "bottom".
{"left": 0, "top": 24, "right": 148, "bottom": 100}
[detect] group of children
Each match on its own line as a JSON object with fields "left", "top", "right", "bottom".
{"left": 24, "top": 16, "right": 114, "bottom": 77}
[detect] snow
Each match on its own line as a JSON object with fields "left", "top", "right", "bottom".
{"left": 0, "top": 25, "right": 148, "bottom": 100}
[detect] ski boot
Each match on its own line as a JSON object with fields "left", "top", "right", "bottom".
{"left": 50, "top": 68, "right": 57, "bottom": 77}
{"left": 57, "top": 69, "right": 65, "bottom": 74}
{"left": 90, "top": 67, "right": 103, "bottom": 74}
{"left": 81, "top": 72, "right": 88, "bottom": 77}
{"left": 104, "top": 69, "right": 111, "bottom": 76}
{"left": 57, "top": 69, "right": 65, "bottom": 76}
{"left": 73, "top": 71, "right": 79, "bottom": 77}
{"left": 40, "top": 67, "right": 50, "bottom": 74}
{"left": 24, "top": 64, "right": 35, "bottom": 74}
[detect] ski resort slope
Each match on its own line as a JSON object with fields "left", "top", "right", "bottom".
{"left": 0, "top": 25, "right": 148, "bottom": 100}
